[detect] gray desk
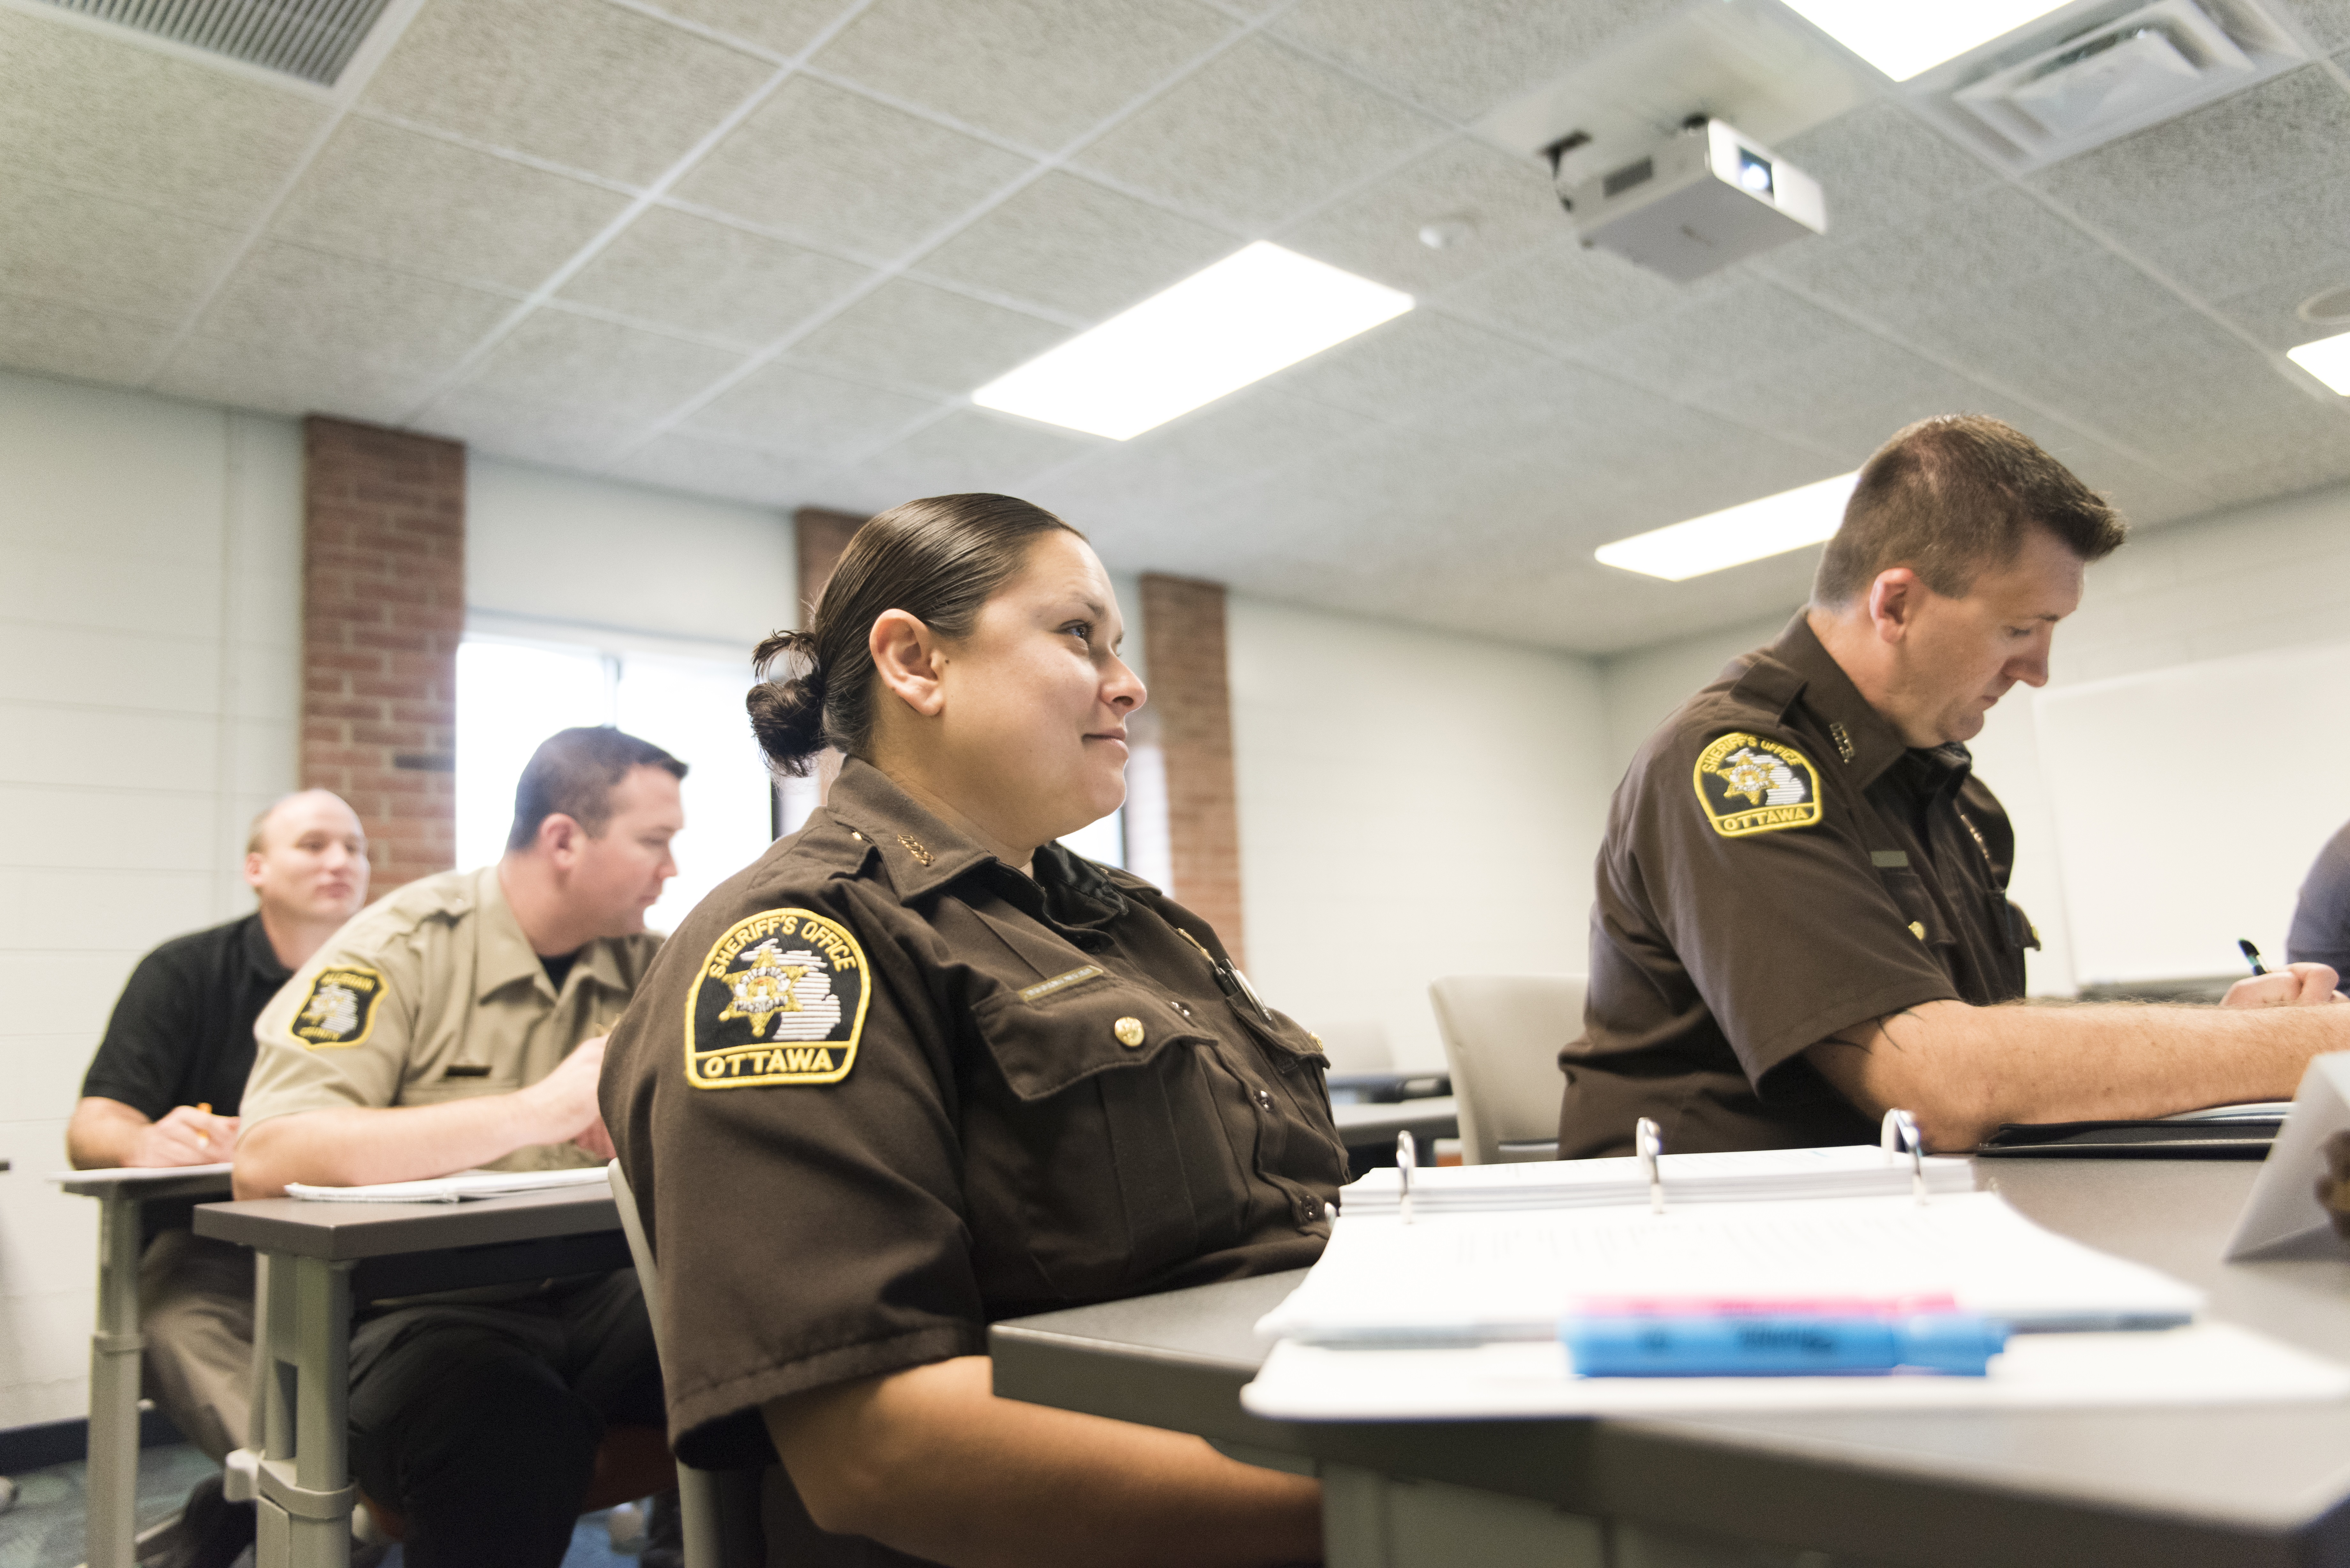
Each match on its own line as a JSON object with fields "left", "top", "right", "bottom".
{"left": 54, "top": 1167, "right": 235, "bottom": 1568}
{"left": 193, "top": 1188, "right": 628, "bottom": 1568}
{"left": 991, "top": 1160, "right": 2350, "bottom": 1568}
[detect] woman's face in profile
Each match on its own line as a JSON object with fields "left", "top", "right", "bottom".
{"left": 936, "top": 530, "right": 1146, "bottom": 850}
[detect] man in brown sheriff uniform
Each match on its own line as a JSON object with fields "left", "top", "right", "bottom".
{"left": 1562, "top": 415, "right": 2350, "bottom": 1158}
{"left": 603, "top": 755, "right": 1347, "bottom": 1564}
{"left": 236, "top": 727, "right": 685, "bottom": 1568}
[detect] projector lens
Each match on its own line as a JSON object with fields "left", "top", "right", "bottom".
{"left": 1737, "top": 149, "right": 1774, "bottom": 197}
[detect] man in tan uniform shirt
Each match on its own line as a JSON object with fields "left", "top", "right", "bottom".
{"left": 236, "top": 727, "right": 684, "bottom": 1568}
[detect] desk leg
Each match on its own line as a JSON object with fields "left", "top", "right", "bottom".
{"left": 254, "top": 1253, "right": 355, "bottom": 1568}
{"left": 85, "top": 1190, "right": 143, "bottom": 1568}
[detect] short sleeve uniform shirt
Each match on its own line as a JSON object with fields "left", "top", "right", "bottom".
{"left": 244, "top": 865, "right": 659, "bottom": 1169}
{"left": 83, "top": 914, "right": 289, "bottom": 1119}
{"left": 1560, "top": 615, "right": 2038, "bottom": 1158}
{"left": 602, "top": 759, "right": 1348, "bottom": 1502}
{"left": 2288, "top": 821, "right": 2350, "bottom": 979}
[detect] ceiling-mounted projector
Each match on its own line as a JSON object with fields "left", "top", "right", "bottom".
{"left": 1559, "top": 118, "right": 1825, "bottom": 282}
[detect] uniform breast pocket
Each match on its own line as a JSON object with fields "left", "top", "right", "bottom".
{"left": 1878, "top": 867, "right": 1953, "bottom": 952}
{"left": 965, "top": 983, "right": 1241, "bottom": 1297}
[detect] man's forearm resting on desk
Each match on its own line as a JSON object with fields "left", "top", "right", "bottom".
{"left": 67, "top": 1098, "right": 239, "bottom": 1170}
{"left": 231, "top": 1037, "right": 612, "bottom": 1197}
{"left": 763, "top": 1355, "right": 1321, "bottom": 1568}
{"left": 1811, "top": 964, "right": 2350, "bottom": 1150}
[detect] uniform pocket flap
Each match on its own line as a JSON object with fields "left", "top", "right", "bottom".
{"left": 969, "top": 983, "right": 1208, "bottom": 1102}
{"left": 1878, "top": 867, "right": 1951, "bottom": 946}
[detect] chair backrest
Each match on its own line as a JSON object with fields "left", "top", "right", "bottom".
{"left": 1427, "top": 975, "right": 1585, "bottom": 1164}
{"left": 608, "top": 1161, "right": 766, "bottom": 1568}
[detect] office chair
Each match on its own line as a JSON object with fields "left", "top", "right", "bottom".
{"left": 1427, "top": 975, "right": 1584, "bottom": 1164}
{"left": 609, "top": 1160, "right": 767, "bottom": 1568}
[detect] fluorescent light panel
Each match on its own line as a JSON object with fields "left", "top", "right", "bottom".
{"left": 1596, "top": 471, "right": 1861, "bottom": 582}
{"left": 2288, "top": 330, "right": 2350, "bottom": 394}
{"left": 972, "top": 242, "right": 1412, "bottom": 441}
{"left": 1782, "top": 0, "right": 2073, "bottom": 81}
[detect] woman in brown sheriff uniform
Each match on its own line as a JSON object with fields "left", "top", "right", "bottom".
{"left": 601, "top": 493, "right": 1342, "bottom": 1567}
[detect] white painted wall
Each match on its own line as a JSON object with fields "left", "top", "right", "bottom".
{"left": 1591, "top": 479, "right": 2350, "bottom": 999}
{"left": 0, "top": 368, "right": 301, "bottom": 1428}
{"left": 1228, "top": 597, "right": 1613, "bottom": 1072}
{"left": 466, "top": 456, "right": 795, "bottom": 659}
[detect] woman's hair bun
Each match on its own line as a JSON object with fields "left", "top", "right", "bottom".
{"left": 747, "top": 629, "right": 828, "bottom": 776}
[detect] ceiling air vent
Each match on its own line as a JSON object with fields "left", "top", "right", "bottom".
{"left": 1907, "top": 0, "right": 2306, "bottom": 171}
{"left": 36, "top": 0, "right": 395, "bottom": 86}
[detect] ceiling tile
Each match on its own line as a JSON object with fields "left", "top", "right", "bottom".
{"left": 2130, "top": 170, "right": 2350, "bottom": 320}
{"left": 685, "top": 362, "right": 945, "bottom": 459}
{"left": 1769, "top": 103, "right": 2003, "bottom": 244}
{"left": 558, "top": 207, "right": 875, "bottom": 345}
{"left": 638, "top": 0, "right": 851, "bottom": 55}
{"left": 0, "top": 180, "right": 242, "bottom": 321}
{"left": 672, "top": 76, "right": 1036, "bottom": 258}
{"left": 613, "top": 431, "right": 855, "bottom": 508}
{"left": 362, "top": 0, "right": 775, "bottom": 186}
{"left": 1266, "top": 307, "right": 1555, "bottom": 418}
{"left": 1271, "top": 0, "right": 1684, "bottom": 122}
{"left": 2030, "top": 64, "right": 2350, "bottom": 246}
{"left": 909, "top": 171, "right": 1238, "bottom": 321}
{"left": 413, "top": 385, "right": 656, "bottom": 471}
{"left": 1275, "top": 135, "right": 1564, "bottom": 296}
{"left": 813, "top": 0, "right": 1233, "bottom": 150}
{"left": 0, "top": 7, "right": 329, "bottom": 227}
{"left": 275, "top": 118, "right": 632, "bottom": 291}
{"left": 1567, "top": 280, "right": 1862, "bottom": 404}
{"left": 1073, "top": 35, "right": 1445, "bottom": 232}
{"left": 844, "top": 407, "right": 1104, "bottom": 499}
{"left": 1679, "top": 333, "right": 2055, "bottom": 467}
{"left": 2210, "top": 263, "right": 2350, "bottom": 354}
{"left": 1028, "top": 385, "right": 1374, "bottom": 521}
{"left": 2274, "top": 0, "right": 2350, "bottom": 49}
{"left": 786, "top": 278, "right": 1068, "bottom": 396}
{"left": 1434, "top": 235, "right": 1689, "bottom": 355}
{"left": 1755, "top": 184, "right": 2109, "bottom": 330}
{"left": 150, "top": 337, "right": 436, "bottom": 425}
{"left": 197, "top": 242, "right": 516, "bottom": 374}
{"left": 454, "top": 308, "right": 747, "bottom": 422}
{"left": 0, "top": 295, "right": 171, "bottom": 387}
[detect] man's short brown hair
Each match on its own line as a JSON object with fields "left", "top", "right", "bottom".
{"left": 506, "top": 727, "right": 688, "bottom": 852}
{"left": 1812, "top": 415, "right": 2127, "bottom": 608}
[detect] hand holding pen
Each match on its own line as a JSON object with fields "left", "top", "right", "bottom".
{"left": 2224, "top": 940, "right": 2347, "bottom": 1008}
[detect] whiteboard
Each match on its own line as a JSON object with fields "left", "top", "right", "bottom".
{"left": 2033, "top": 642, "right": 2350, "bottom": 984}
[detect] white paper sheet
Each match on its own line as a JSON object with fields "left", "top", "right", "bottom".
{"left": 1241, "top": 1322, "right": 2350, "bottom": 1420}
{"left": 1260, "top": 1192, "right": 2201, "bottom": 1343}
{"left": 284, "top": 1167, "right": 611, "bottom": 1204}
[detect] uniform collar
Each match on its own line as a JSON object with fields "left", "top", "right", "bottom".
{"left": 1749, "top": 614, "right": 1912, "bottom": 790}
{"left": 822, "top": 758, "right": 1002, "bottom": 901}
{"left": 467, "top": 864, "right": 634, "bottom": 1002}
{"left": 240, "top": 912, "right": 292, "bottom": 985}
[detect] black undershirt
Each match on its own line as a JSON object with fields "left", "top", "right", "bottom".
{"left": 82, "top": 914, "right": 292, "bottom": 1119}
{"left": 539, "top": 948, "right": 581, "bottom": 994}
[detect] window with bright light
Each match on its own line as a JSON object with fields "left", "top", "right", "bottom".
{"left": 456, "top": 637, "right": 776, "bottom": 934}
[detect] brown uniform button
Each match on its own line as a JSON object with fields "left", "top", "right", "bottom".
{"left": 1114, "top": 1017, "right": 1145, "bottom": 1048}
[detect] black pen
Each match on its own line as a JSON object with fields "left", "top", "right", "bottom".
{"left": 2239, "top": 939, "right": 2268, "bottom": 976}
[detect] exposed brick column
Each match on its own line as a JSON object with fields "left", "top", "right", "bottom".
{"left": 301, "top": 417, "right": 465, "bottom": 892}
{"left": 1140, "top": 573, "right": 1244, "bottom": 965}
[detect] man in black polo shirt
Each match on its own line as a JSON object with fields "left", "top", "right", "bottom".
{"left": 69, "top": 789, "right": 369, "bottom": 1559}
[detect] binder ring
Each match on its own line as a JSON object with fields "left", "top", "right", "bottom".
{"left": 1882, "top": 1107, "right": 1926, "bottom": 1202}
{"left": 1635, "top": 1116, "right": 1664, "bottom": 1214}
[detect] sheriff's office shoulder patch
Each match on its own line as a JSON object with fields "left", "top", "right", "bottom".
{"left": 292, "top": 966, "right": 386, "bottom": 1048}
{"left": 1692, "top": 732, "right": 1823, "bottom": 838}
{"left": 685, "top": 909, "right": 870, "bottom": 1089}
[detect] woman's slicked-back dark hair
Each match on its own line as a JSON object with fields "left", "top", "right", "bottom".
{"left": 747, "top": 494, "right": 1082, "bottom": 776}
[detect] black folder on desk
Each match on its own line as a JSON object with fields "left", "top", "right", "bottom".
{"left": 1976, "top": 1111, "right": 2284, "bottom": 1159}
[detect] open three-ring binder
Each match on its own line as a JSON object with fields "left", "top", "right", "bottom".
{"left": 1242, "top": 1114, "right": 2350, "bottom": 1421}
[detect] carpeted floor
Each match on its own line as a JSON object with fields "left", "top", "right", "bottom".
{"left": 0, "top": 1443, "right": 643, "bottom": 1568}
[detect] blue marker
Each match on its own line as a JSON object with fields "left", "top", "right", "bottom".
{"left": 1561, "top": 1312, "right": 2008, "bottom": 1377}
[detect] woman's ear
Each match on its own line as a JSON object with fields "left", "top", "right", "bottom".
{"left": 869, "top": 609, "right": 948, "bottom": 718}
